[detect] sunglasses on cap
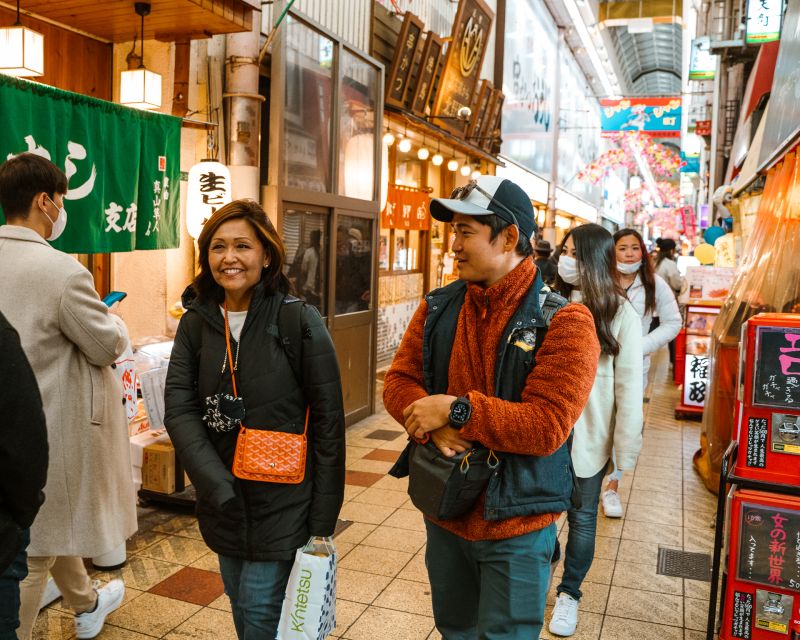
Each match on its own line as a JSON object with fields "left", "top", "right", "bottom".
{"left": 451, "top": 180, "right": 520, "bottom": 230}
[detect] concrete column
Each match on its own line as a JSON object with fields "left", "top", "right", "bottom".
{"left": 544, "top": 28, "right": 564, "bottom": 247}
{"left": 224, "top": 13, "right": 264, "bottom": 201}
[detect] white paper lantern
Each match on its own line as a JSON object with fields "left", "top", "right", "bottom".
{"left": 120, "top": 67, "right": 162, "bottom": 110}
{"left": 0, "top": 24, "right": 43, "bottom": 77}
{"left": 187, "top": 161, "right": 232, "bottom": 239}
{"left": 343, "top": 133, "right": 376, "bottom": 201}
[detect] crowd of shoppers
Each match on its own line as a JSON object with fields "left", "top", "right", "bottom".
{"left": 0, "top": 152, "right": 683, "bottom": 640}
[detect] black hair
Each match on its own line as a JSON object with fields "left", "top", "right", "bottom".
{"left": 0, "top": 153, "right": 68, "bottom": 219}
{"left": 614, "top": 227, "right": 657, "bottom": 316}
{"left": 472, "top": 214, "right": 534, "bottom": 257}
{"left": 555, "top": 223, "right": 624, "bottom": 356}
{"left": 655, "top": 237, "right": 677, "bottom": 267}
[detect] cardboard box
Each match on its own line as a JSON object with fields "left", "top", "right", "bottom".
{"left": 142, "top": 442, "right": 175, "bottom": 494}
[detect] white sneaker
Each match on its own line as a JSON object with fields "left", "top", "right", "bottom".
{"left": 549, "top": 593, "right": 579, "bottom": 636}
{"left": 601, "top": 489, "right": 624, "bottom": 518}
{"left": 75, "top": 579, "right": 125, "bottom": 639}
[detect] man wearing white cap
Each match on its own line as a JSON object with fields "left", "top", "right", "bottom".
{"left": 384, "top": 176, "right": 601, "bottom": 638}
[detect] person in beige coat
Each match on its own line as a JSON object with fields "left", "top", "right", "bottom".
{"left": 0, "top": 153, "right": 136, "bottom": 640}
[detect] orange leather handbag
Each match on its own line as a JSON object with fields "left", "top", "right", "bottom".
{"left": 223, "top": 303, "right": 309, "bottom": 484}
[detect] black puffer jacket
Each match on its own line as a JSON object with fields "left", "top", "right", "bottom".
{"left": 164, "top": 284, "right": 346, "bottom": 561}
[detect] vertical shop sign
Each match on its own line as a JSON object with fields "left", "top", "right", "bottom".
{"left": 737, "top": 503, "right": 800, "bottom": 592}
{"left": 381, "top": 185, "right": 430, "bottom": 230}
{"left": 754, "top": 327, "right": 800, "bottom": 408}
{"left": 501, "top": 0, "right": 556, "bottom": 177}
{"left": 186, "top": 161, "right": 232, "bottom": 239}
{"left": 480, "top": 89, "right": 505, "bottom": 152}
{"left": 684, "top": 354, "right": 710, "bottom": 407}
{"left": 689, "top": 36, "right": 717, "bottom": 80}
{"left": 431, "top": 0, "right": 494, "bottom": 136}
{"left": 0, "top": 75, "right": 180, "bottom": 253}
{"left": 746, "top": 417, "right": 769, "bottom": 467}
{"left": 385, "top": 12, "right": 425, "bottom": 109}
{"left": 409, "top": 32, "right": 443, "bottom": 117}
{"left": 746, "top": 0, "right": 785, "bottom": 44}
{"left": 466, "top": 79, "right": 492, "bottom": 141}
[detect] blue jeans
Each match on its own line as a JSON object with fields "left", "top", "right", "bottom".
{"left": 0, "top": 527, "right": 29, "bottom": 640}
{"left": 218, "top": 555, "right": 293, "bottom": 640}
{"left": 557, "top": 466, "right": 607, "bottom": 601}
{"left": 425, "top": 519, "right": 556, "bottom": 639}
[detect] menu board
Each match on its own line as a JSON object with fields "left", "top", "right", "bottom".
{"left": 685, "top": 266, "right": 736, "bottom": 304}
{"left": 737, "top": 502, "right": 800, "bottom": 592}
{"left": 754, "top": 326, "right": 800, "bottom": 408}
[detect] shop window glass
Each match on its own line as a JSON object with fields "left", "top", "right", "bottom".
{"left": 379, "top": 228, "right": 390, "bottom": 270}
{"left": 335, "top": 215, "right": 373, "bottom": 314}
{"left": 282, "top": 209, "right": 329, "bottom": 317}
{"left": 338, "top": 50, "right": 379, "bottom": 199}
{"left": 390, "top": 230, "right": 421, "bottom": 272}
{"left": 395, "top": 158, "right": 423, "bottom": 189}
{"left": 284, "top": 17, "right": 333, "bottom": 192}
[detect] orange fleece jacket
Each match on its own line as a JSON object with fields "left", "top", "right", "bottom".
{"left": 384, "top": 257, "right": 600, "bottom": 541}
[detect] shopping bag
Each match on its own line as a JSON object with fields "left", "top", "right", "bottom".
{"left": 276, "top": 536, "right": 337, "bottom": 640}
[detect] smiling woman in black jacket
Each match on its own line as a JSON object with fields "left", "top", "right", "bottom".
{"left": 164, "top": 200, "right": 345, "bottom": 639}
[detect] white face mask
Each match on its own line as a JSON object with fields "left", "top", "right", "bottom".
{"left": 617, "top": 261, "right": 641, "bottom": 275}
{"left": 558, "top": 255, "right": 580, "bottom": 285}
{"left": 42, "top": 196, "right": 68, "bottom": 242}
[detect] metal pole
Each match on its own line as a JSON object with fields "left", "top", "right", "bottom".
{"left": 544, "top": 28, "right": 563, "bottom": 247}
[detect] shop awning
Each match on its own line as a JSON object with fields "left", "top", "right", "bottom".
{"left": 12, "top": 0, "right": 258, "bottom": 42}
{"left": 555, "top": 188, "right": 598, "bottom": 223}
{"left": 496, "top": 156, "right": 549, "bottom": 205}
{"left": 732, "top": 103, "right": 769, "bottom": 196}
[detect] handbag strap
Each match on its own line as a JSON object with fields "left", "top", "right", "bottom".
{"left": 224, "top": 302, "right": 310, "bottom": 436}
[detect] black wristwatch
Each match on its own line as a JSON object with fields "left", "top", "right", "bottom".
{"left": 449, "top": 396, "right": 472, "bottom": 428}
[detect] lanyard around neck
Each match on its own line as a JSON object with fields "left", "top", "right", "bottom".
{"left": 223, "top": 302, "right": 240, "bottom": 398}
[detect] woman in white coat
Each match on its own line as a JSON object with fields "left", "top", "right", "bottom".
{"left": 0, "top": 153, "right": 136, "bottom": 640}
{"left": 600, "top": 228, "right": 682, "bottom": 519}
{"left": 548, "top": 224, "right": 643, "bottom": 638}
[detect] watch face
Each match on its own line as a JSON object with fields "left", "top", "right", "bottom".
{"left": 452, "top": 402, "right": 469, "bottom": 423}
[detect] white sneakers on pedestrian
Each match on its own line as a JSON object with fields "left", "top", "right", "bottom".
{"left": 601, "top": 489, "right": 624, "bottom": 518}
{"left": 549, "top": 592, "right": 579, "bottom": 636}
{"left": 74, "top": 579, "right": 125, "bottom": 639}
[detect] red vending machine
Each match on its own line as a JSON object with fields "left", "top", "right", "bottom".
{"left": 720, "top": 489, "right": 800, "bottom": 639}
{"left": 734, "top": 314, "right": 800, "bottom": 486}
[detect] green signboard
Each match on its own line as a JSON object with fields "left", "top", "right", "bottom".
{"left": 0, "top": 74, "right": 181, "bottom": 253}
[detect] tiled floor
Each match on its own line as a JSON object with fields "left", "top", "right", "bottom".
{"left": 33, "top": 348, "right": 718, "bottom": 639}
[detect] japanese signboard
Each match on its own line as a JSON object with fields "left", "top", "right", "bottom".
{"left": 695, "top": 119, "right": 712, "bottom": 136}
{"left": 0, "top": 75, "right": 180, "bottom": 254}
{"left": 409, "top": 32, "right": 443, "bottom": 117}
{"left": 685, "top": 266, "right": 735, "bottom": 304}
{"left": 689, "top": 36, "right": 717, "bottom": 80}
{"left": 600, "top": 97, "right": 682, "bottom": 138}
{"left": 186, "top": 161, "right": 232, "bottom": 239}
{"left": 683, "top": 304, "right": 721, "bottom": 408}
{"left": 431, "top": 0, "right": 494, "bottom": 136}
{"left": 501, "top": 0, "right": 557, "bottom": 177}
{"left": 731, "top": 591, "right": 753, "bottom": 639}
{"left": 480, "top": 89, "right": 504, "bottom": 153}
{"left": 746, "top": 0, "right": 785, "bottom": 44}
{"left": 684, "top": 353, "right": 711, "bottom": 407}
{"left": 746, "top": 417, "right": 769, "bottom": 468}
{"left": 737, "top": 502, "right": 800, "bottom": 592}
{"left": 466, "top": 79, "right": 492, "bottom": 141}
{"left": 381, "top": 185, "right": 430, "bottom": 230}
{"left": 754, "top": 326, "right": 800, "bottom": 408}
{"left": 385, "top": 12, "right": 424, "bottom": 109}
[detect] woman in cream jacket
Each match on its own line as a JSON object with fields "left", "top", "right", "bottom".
{"left": 548, "top": 224, "right": 643, "bottom": 638}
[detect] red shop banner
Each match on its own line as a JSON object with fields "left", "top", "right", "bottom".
{"left": 382, "top": 185, "right": 431, "bottom": 230}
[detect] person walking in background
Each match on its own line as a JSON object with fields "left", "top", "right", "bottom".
{"left": 599, "top": 228, "right": 681, "bottom": 518}
{"left": 653, "top": 238, "right": 685, "bottom": 365}
{"left": 164, "top": 200, "right": 345, "bottom": 639}
{"left": 299, "top": 228, "right": 322, "bottom": 307}
{"left": 0, "top": 153, "right": 135, "bottom": 640}
{"left": 534, "top": 238, "right": 557, "bottom": 287}
{"left": 384, "top": 176, "right": 600, "bottom": 639}
{"left": 0, "top": 312, "right": 48, "bottom": 640}
{"left": 548, "top": 224, "right": 643, "bottom": 638}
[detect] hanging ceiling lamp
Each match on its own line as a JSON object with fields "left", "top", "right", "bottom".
{"left": 447, "top": 158, "right": 459, "bottom": 172}
{"left": 0, "top": 0, "right": 44, "bottom": 78}
{"left": 431, "top": 142, "right": 443, "bottom": 166}
{"left": 119, "top": 3, "right": 162, "bottom": 110}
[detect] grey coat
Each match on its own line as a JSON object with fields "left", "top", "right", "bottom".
{"left": 0, "top": 225, "right": 137, "bottom": 556}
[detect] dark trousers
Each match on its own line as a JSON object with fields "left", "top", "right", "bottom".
{"left": 0, "top": 527, "right": 29, "bottom": 640}
{"left": 424, "top": 519, "right": 556, "bottom": 639}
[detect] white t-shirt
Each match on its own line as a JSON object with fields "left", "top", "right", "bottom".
{"left": 220, "top": 307, "right": 247, "bottom": 342}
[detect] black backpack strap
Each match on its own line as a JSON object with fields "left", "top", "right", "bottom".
{"left": 277, "top": 296, "right": 304, "bottom": 387}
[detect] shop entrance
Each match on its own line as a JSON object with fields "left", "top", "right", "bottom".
{"left": 281, "top": 204, "right": 375, "bottom": 425}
